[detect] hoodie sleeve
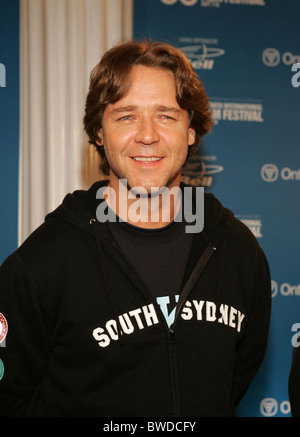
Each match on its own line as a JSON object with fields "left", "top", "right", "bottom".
{"left": 0, "top": 253, "right": 50, "bottom": 417}
{"left": 231, "top": 247, "right": 272, "bottom": 407}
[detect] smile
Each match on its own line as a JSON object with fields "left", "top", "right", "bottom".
{"left": 131, "top": 157, "right": 163, "bottom": 162}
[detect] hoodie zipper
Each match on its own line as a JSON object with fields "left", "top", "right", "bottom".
{"left": 168, "top": 243, "right": 217, "bottom": 416}
{"left": 92, "top": 219, "right": 217, "bottom": 416}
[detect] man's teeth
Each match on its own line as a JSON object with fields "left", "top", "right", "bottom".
{"left": 132, "top": 157, "right": 162, "bottom": 162}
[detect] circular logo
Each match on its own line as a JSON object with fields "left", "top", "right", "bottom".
{"left": 260, "top": 398, "right": 278, "bottom": 417}
{"left": 0, "top": 313, "right": 8, "bottom": 344}
{"left": 0, "top": 359, "right": 4, "bottom": 381}
{"left": 262, "top": 48, "right": 280, "bottom": 67}
{"left": 261, "top": 164, "right": 279, "bottom": 182}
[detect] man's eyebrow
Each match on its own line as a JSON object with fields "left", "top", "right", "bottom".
{"left": 109, "top": 105, "right": 183, "bottom": 114}
{"left": 109, "top": 105, "right": 137, "bottom": 114}
{"left": 156, "top": 105, "right": 182, "bottom": 113}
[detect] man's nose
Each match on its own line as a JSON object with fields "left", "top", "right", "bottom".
{"left": 134, "top": 116, "right": 160, "bottom": 145}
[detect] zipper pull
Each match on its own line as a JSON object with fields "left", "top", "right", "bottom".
{"left": 169, "top": 326, "right": 176, "bottom": 344}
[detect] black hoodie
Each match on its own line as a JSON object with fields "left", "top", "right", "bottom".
{"left": 0, "top": 181, "right": 271, "bottom": 417}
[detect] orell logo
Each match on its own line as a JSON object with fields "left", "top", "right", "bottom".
{"left": 181, "top": 154, "right": 223, "bottom": 187}
{"left": 180, "top": 44, "right": 225, "bottom": 70}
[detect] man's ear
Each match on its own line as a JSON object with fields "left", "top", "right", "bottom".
{"left": 96, "top": 129, "right": 103, "bottom": 146}
{"left": 188, "top": 127, "right": 196, "bottom": 146}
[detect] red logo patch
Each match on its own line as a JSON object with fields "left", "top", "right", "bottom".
{"left": 0, "top": 313, "right": 8, "bottom": 344}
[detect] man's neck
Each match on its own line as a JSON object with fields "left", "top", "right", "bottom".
{"left": 105, "top": 179, "right": 182, "bottom": 229}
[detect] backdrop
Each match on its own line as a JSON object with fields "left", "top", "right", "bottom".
{"left": 134, "top": 0, "right": 300, "bottom": 417}
{"left": 0, "top": 0, "right": 19, "bottom": 264}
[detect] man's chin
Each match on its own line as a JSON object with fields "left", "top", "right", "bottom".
{"left": 129, "top": 185, "right": 167, "bottom": 198}
{"left": 112, "top": 174, "right": 181, "bottom": 197}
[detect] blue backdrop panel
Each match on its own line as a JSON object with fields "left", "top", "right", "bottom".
{"left": 134, "top": 0, "right": 300, "bottom": 417}
{"left": 0, "top": 0, "right": 20, "bottom": 264}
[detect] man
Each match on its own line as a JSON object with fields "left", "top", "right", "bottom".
{"left": 0, "top": 40, "right": 271, "bottom": 417}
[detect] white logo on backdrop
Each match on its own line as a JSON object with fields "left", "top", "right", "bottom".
{"left": 262, "top": 48, "right": 280, "bottom": 67}
{"left": 262, "top": 48, "right": 300, "bottom": 67}
{"left": 261, "top": 164, "right": 300, "bottom": 182}
{"left": 260, "top": 398, "right": 290, "bottom": 416}
{"left": 181, "top": 44, "right": 225, "bottom": 60}
{"left": 180, "top": 44, "right": 225, "bottom": 70}
{"left": 271, "top": 280, "right": 300, "bottom": 298}
{"left": 237, "top": 217, "right": 263, "bottom": 238}
{"left": 210, "top": 100, "right": 264, "bottom": 124}
{"left": 181, "top": 155, "right": 223, "bottom": 187}
{"left": 261, "top": 164, "right": 279, "bottom": 182}
{"left": 260, "top": 398, "right": 278, "bottom": 416}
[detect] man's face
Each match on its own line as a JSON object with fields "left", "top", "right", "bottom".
{"left": 98, "top": 65, "right": 195, "bottom": 195}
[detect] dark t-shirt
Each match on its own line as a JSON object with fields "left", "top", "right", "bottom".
{"left": 107, "top": 218, "right": 193, "bottom": 327}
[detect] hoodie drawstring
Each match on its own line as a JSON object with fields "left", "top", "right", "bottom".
{"left": 202, "top": 230, "right": 225, "bottom": 319}
{"left": 216, "top": 237, "right": 226, "bottom": 319}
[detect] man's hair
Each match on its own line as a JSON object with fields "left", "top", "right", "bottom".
{"left": 83, "top": 39, "right": 213, "bottom": 175}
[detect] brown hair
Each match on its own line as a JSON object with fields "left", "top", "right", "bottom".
{"left": 83, "top": 39, "right": 213, "bottom": 175}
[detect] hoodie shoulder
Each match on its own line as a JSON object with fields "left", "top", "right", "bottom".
{"left": 10, "top": 181, "right": 109, "bottom": 270}
{"left": 203, "top": 192, "right": 260, "bottom": 254}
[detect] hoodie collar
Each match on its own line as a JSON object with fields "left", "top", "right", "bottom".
{"left": 45, "top": 179, "right": 234, "bottom": 246}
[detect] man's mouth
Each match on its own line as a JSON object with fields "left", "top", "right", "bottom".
{"left": 131, "top": 157, "right": 163, "bottom": 162}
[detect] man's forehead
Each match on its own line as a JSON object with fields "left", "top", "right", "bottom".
{"left": 105, "top": 66, "right": 180, "bottom": 113}
{"left": 125, "top": 64, "right": 176, "bottom": 91}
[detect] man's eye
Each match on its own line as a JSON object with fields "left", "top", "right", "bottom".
{"left": 161, "top": 115, "right": 174, "bottom": 120}
{"left": 119, "top": 115, "right": 132, "bottom": 120}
